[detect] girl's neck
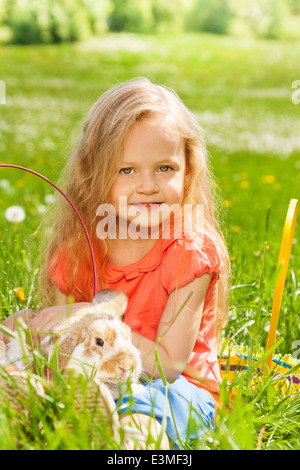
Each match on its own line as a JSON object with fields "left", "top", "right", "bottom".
{"left": 107, "top": 236, "right": 160, "bottom": 267}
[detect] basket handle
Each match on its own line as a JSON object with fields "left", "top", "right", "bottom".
{"left": 265, "top": 198, "right": 298, "bottom": 371}
{"left": 0, "top": 164, "right": 97, "bottom": 298}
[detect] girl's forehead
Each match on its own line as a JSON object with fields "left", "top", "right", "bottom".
{"left": 123, "top": 121, "right": 183, "bottom": 153}
{"left": 133, "top": 117, "right": 182, "bottom": 138}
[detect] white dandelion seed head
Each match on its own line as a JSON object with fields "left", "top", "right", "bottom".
{"left": 37, "top": 204, "right": 46, "bottom": 214}
{"left": 5, "top": 205, "right": 26, "bottom": 223}
{"left": 0, "top": 179, "right": 11, "bottom": 190}
{"left": 44, "top": 194, "right": 56, "bottom": 204}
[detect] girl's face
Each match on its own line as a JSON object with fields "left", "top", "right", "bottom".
{"left": 110, "top": 121, "right": 189, "bottom": 236}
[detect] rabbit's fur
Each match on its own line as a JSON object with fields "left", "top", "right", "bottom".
{"left": 6, "top": 290, "right": 143, "bottom": 397}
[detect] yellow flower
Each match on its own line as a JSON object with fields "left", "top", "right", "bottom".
{"left": 240, "top": 180, "right": 249, "bottom": 189}
{"left": 223, "top": 200, "right": 233, "bottom": 208}
{"left": 14, "top": 287, "right": 26, "bottom": 301}
{"left": 16, "top": 179, "right": 25, "bottom": 188}
{"left": 230, "top": 256, "right": 236, "bottom": 261}
{"left": 35, "top": 156, "right": 45, "bottom": 165}
{"left": 261, "top": 175, "right": 276, "bottom": 184}
{"left": 232, "top": 225, "right": 242, "bottom": 233}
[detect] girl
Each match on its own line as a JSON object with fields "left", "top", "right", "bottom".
{"left": 1, "top": 78, "right": 230, "bottom": 449}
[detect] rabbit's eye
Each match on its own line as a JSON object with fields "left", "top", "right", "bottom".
{"left": 95, "top": 338, "right": 104, "bottom": 347}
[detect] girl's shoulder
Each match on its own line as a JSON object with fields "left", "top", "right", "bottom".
{"left": 161, "top": 225, "right": 223, "bottom": 294}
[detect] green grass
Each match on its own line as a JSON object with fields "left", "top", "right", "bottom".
{"left": 0, "top": 32, "right": 300, "bottom": 450}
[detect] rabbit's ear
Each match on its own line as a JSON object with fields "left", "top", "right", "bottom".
{"left": 92, "top": 289, "right": 128, "bottom": 317}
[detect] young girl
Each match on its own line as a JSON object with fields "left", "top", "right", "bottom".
{"left": 1, "top": 78, "right": 230, "bottom": 449}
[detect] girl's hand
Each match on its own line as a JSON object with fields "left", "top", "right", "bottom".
{"left": 0, "top": 309, "right": 36, "bottom": 346}
{"left": 0, "top": 303, "right": 92, "bottom": 349}
{"left": 29, "top": 302, "right": 92, "bottom": 347}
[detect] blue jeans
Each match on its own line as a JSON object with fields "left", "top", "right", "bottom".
{"left": 116, "top": 375, "right": 215, "bottom": 449}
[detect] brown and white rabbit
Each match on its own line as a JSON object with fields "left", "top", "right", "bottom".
{"left": 6, "top": 290, "right": 143, "bottom": 398}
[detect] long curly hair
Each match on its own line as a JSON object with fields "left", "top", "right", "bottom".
{"left": 38, "top": 77, "right": 230, "bottom": 338}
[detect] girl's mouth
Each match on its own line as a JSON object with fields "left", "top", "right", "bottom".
{"left": 131, "top": 203, "right": 163, "bottom": 211}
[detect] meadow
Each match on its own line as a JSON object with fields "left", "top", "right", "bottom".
{"left": 0, "top": 32, "right": 299, "bottom": 450}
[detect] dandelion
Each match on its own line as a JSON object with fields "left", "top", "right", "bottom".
{"left": 5, "top": 205, "right": 26, "bottom": 223}
{"left": 37, "top": 204, "right": 47, "bottom": 214}
{"left": 35, "top": 156, "right": 45, "bottom": 165}
{"left": 240, "top": 180, "right": 249, "bottom": 189}
{"left": 230, "top": 256, "right": 236, "bottom": 261}
{"left": 14, "top": 287, "right": 26, "bottom": 301}
{"left": 45, "top": 194, "right": 56, "bottom": 204}
{"left": 223, "top": 200, "right": 233, "bottom": 208}
{"left": 261, "top": 175, "right": 276, "bottom": 184}
{"left": 232, "top": 226, "right": 242, "bottom": 233}
{"left": 16, "top": 180, "right": 25, "bottom": 188}
{"left": 0, "top": 179, "right": 11, "bottom": 191}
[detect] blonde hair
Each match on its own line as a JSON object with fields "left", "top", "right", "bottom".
{"left": 38, "top": 77, "right": 230, "bottom": 337}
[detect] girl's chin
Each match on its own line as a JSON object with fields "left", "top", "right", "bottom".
{"left": 116, "top": 215, "right": 165, "bottom": 238}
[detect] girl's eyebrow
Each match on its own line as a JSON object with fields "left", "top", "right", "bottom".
{"left": 120, "top": 157, "right": 179, "bottom": 166}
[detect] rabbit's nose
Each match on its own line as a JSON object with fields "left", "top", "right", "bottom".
{"left": 118, "top": 366, "right": 129, "bottom": 378}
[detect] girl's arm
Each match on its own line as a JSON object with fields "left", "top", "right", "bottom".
{"left": 0, "top": 287, "right": 89, "bottom": 347}
{"left": 131, "top": 273, "right": 212, "bottom": 382}
{"left": 28, "top": 301, "right": 92, "bottom": 347}
{"left": 54, "top": 287, "right": 70, "bottom": 305}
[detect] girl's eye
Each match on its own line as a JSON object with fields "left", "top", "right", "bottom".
{"left": 95, "top": 338, "right": 104, "bottom": 347}
{"left": 158, "top": 165, "right": 172, "bottom": 172}
{"left": 120, "top": 167, "right": 133, "bottom": 175}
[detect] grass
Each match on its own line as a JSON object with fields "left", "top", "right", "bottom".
{"left": 0, "top": 32, "right": 299, "bottom": 450}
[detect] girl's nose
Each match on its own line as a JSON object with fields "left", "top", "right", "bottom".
{"left": 137, "top": 173, "right": 159, "bottom": 194}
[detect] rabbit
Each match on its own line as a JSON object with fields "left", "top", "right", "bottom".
{"left": 6, "top": 290, "right": 144, "bottom": 398}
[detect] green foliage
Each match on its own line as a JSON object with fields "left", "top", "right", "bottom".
{"left": 1, "top": 0, "right": 300, "bottom": 42}
{"left": 186, "top": 0, "right": 232, "bottom": 34}
{"left": 108, "top": 0, "right": 154, "bottom": 33}
{"left": 287, "top": 0, "right": 300, "bottom": 13}
{"left": 151, "top": 0, "right": 191, "bottom": 33}
{"left": 3, "top": 0, "right": 109, "bottom": 45}
{"left": 242, "top": 0, "right": 287, "bottom": 40}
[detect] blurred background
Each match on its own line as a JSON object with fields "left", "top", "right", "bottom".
{"left": 1, "top": 0, "right": 300, "bottom": 43}
{"left": 0, "top": 0, "right": 299, "bottom": 348}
